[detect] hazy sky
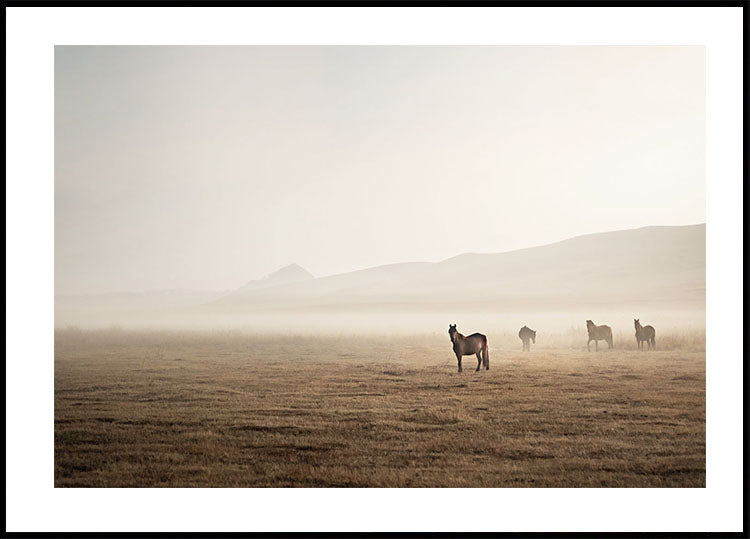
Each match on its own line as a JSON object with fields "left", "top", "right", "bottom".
{"left": 55, "top": 46, "right": 705, "bottom": 295}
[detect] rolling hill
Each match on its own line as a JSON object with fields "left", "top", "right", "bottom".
{"left": 55, "top": 224, "right": 705, "bottom": 329}
{"left": 208, "top": 224, "right": 705, "bottom": 313}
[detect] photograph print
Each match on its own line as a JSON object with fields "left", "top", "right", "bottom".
{"left": 55, "top": 45, "right": 706, "bottom": 488}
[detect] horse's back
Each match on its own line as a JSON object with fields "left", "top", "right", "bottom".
{"left": 467, "top": 332, "right": 487, "bottom": 341}
{"left": 590, "top": 324, "right": 612, "bottom": 339}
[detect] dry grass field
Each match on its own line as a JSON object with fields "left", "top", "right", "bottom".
{"left": 55, "top": 329, "right": 705, "bottom": 487}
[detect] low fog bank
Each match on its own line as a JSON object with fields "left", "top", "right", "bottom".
{"left": 54, "top": 311, "right": 705, "bottom": 354}
{"left": 55, "top": 305, "right": 705, "bottom": 338}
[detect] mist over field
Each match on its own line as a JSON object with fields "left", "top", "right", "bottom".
{"left": 56, "top": 223, "right": 705, "bottom": 337}
{"left": 54, "top": 221, "right": 706, "bottom": 488}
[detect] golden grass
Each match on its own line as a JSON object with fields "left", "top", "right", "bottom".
{"left": 55, "top": 329, "right": 705, "bottom": 487}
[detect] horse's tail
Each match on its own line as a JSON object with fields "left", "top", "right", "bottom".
{"left": 608, "top": 328, "right": 614, "bottom": 348}
{"left": 483, "top": 338, "right": 490, "bottom": 369}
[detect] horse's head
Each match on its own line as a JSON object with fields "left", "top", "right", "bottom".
{"left": 586, "top": 320, "right": 594, "bottom": 330}
{"left": 531, "top": 330, "right": 536, "bottom": 344}
{"left": 448, "top": 324, "right": 457, "bottom": 342}
{"left": 634, "top": 318, "right": 640, "bottom": 329}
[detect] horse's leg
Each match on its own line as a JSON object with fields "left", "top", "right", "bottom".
{"left": 475, "top": 352, "right": 482, "bottom": 371}
{"left": 587, "top": 339, "right": 591, "bottom": 352}
{"left": 456, "top": 353, "right": 462, "bottom": 373}
{"left": 595, "top": 340, "right": 599, "bottom": 351}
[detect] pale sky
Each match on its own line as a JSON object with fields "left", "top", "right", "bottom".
{"left": 55, "top": 46, "right": 705, "bottom": 295}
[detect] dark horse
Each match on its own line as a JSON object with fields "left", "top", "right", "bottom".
{"left": 518, "top": 325, "right": 536, "bottom": 351}
{"left": 586, "top": 319, "right": 613, "bottom": 351}
{"left": 448, "top": 324, "right": 489, "bottom": 372}
{"left": 634, "top": 319, "right": 656, "bottom": 350}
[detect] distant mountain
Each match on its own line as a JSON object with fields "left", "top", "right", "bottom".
{"left": 210, "top": 224, "right": 705, "bottom": 313}
{"left": 237, "top": 263, "right": 314, "bottom": 292}
{"left": 55, "top": 225, "right": 705, "bottom": 328}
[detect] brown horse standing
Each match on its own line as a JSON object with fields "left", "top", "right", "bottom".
{"left": 586, "top": 320, "right": 613, "bottom": 351}
{"left": 634, "top": 319, "right": 656, "bottom": 350}
{"left": 448, "top": 324, "right": 489, "bottom": 372}
{"left": 518, "top": 325, "right": 536, "bottom": 351}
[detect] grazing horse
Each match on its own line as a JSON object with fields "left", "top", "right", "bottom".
{"left": 448, "top": 324, "right": 489, "bottom": 372}
{"left": 518, "top": 325, "right": 536, "bottom": 351}
{"left": 586, "top": 320, "right": 613, "bottom": 351}
{"left": 634, "top": 319, "right": 656, "bottom": 350}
